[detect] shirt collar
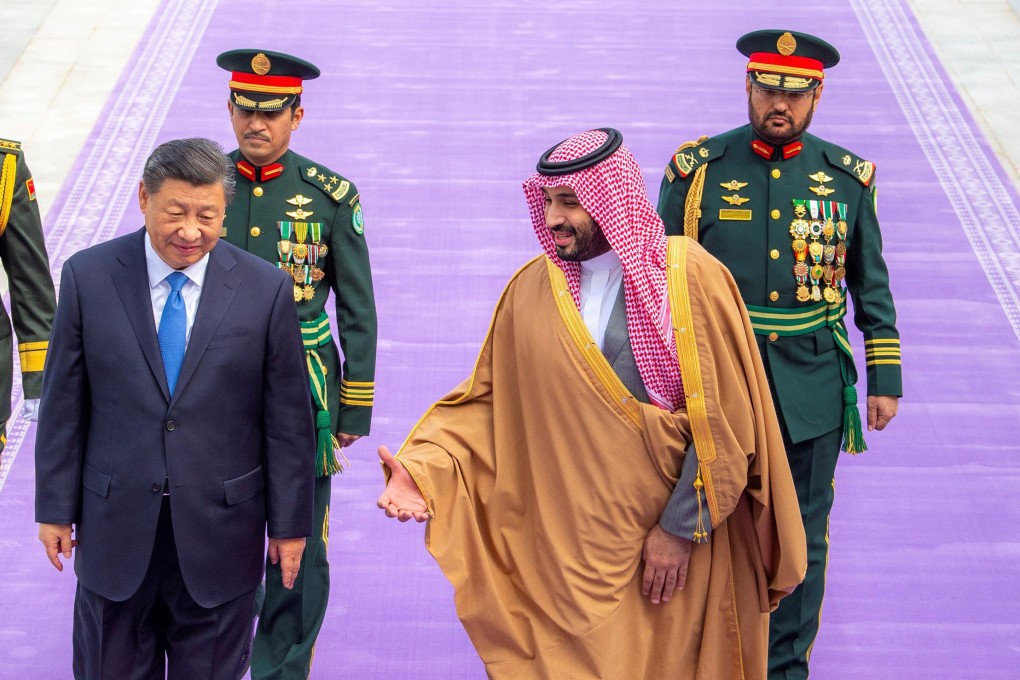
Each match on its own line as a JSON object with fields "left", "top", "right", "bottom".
{"left": 580, "top": 248, "right": 622, "bottom": 274}
{"left": 144, "top": 233, "right": 211, "bottom": 290}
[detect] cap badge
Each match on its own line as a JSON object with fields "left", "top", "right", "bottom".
{"left": 252, "top": 52, "right": 271, "bottom": 75}
{"left": 777, "top": 32, "right": 797, "bottom": 56}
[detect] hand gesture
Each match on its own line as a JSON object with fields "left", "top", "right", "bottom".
{"left": 39, "top": 523, "right": 76, "bottom": 571}
{"left": 376, "top": 446, "right": 429, "bottom": 523}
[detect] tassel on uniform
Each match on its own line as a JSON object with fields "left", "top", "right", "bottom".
{"left": 315, "top": 409, "right": 343, "bottom": 477}
{"left": 693, "top": 464, "right": 709, "bottom": 543}
{"left": 841, "top": 385, "right": 868, "bottom": 454}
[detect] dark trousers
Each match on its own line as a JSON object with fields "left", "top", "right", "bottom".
{"left": 73, "top": 497, "right": 257, "bottom": 680}
{"left": 768, "top": 427, "right": 842, "bottom": 680}
{"left": 251, "top": 474, "right": 331, "bottom": 680}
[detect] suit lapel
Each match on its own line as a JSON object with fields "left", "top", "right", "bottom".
{"left": 113, "top": 229, "right": 171, "bottom": 401}
{"left": 172, "top": 243, "right": 239, "bottom": 402}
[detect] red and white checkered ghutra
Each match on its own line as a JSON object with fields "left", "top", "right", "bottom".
{"left": 523, "top": 129, "right": 685, "bottom": 410}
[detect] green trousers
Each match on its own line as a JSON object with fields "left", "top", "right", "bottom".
{"left": 768, "top": 427, "right": 842, "bottom": 680}
{"left": 252, "top": 474, "right": 331, "bottom": 680}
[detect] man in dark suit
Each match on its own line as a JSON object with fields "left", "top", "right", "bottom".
{"left": 35, "top": 137, "right": 316, "bottom": 679}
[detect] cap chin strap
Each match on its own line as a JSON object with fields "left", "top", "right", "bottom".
{"left": 537, "top": 128, "right": 623, "bottom": 176}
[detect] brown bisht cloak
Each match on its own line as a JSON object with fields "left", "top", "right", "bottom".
{"left": 394, "top": 236, "right": 806, "bottom": 679}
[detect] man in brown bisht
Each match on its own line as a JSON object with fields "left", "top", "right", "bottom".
{"left": 377, "top": 128, "right": 807, "bottom": 679}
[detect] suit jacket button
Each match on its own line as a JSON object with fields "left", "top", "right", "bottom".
{"left": 166, "top": 421, "right": 175, "bottom": 431}
{"left": 151, "top": 482, "right": 162, "bottom": 493}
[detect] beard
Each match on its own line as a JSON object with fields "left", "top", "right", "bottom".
{"left": 748, "top": 98, "right": 815, "bottom": 146}
{"left": 552, "top": 219, "right": 612, "bottom": 262}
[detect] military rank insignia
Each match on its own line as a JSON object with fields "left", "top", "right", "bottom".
{"left": 789, "top": 199, "right": 848, "bottom": 303}
{"left": 26, "top": 177, "right": 36, "bottom": 201}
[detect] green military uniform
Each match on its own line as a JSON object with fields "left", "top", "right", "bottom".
{"left": 0, "top": 138, "right": 56, "bottom": 456}
{"left": 217, "top": 49, "right": 377, "bottom": 680}
{"left": 657, "top": 30, "right": 902, "bottom": 680}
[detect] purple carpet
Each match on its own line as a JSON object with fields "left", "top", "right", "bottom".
{"left": 2, "top": 0, "right": 1019, "bottom": 677}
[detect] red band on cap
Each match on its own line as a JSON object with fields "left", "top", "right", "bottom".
{"left": 229, "top": 71, "right": 303, "bottom": 95}
{"left": 747, "top": 52, "right": 824, "bottom": 79}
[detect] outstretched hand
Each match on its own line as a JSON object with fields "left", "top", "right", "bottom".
{"left": 377, "top": 446, "right": 430, "bottom": 523}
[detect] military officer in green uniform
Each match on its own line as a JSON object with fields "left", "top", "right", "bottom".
{"left": 216, "top": 49, "right": 377, "bottom": 680}
{"left": 656, "top": 31, "right": 902, "bottom": 680}
{"left": 0, "top": 138, "right": 56, "bottom": 463}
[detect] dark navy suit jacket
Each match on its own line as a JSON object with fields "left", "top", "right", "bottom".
{"left": 35, "top": 228, "right": 315, "bottom": 608}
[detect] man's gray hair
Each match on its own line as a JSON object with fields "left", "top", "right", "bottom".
{"left": 142, "top": 138, "right": 236, "bottom": 205}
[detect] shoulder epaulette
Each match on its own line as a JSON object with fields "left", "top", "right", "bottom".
{"left": 667, "top": 135, "right": 725, "bottom": 181}
{"left": 0, "top": 138, "right": 23, "bottom": 154}
{"left": 824, "top": 146, "right": 875, "bottom": 187}
{"left": 300, "top": 163, "right": 351, "bottom": 203}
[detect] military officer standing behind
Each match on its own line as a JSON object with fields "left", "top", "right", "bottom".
{"left": 657, "top": 31, "right": 902, "bottom": 680}
{"left": 216, "top": 49, "right": 377, "bottom": 680}
{"left": 0, "top": 138, "right": 56, "bottom": 463}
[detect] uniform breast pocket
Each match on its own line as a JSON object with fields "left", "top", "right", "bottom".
{"left": 207, "top": 329, "right": 251, "bottom": 350}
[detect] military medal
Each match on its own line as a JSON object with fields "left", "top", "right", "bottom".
{"left": 293, "top": 243, "right": 308, "bottom": 264}
{"left": 311, "top": 267, "right": 325, "bottom": 281}
{"left": 317, "top": 244, "right": 328, "bottom": 258}
{"left": 310, "top": 222, "right": 322, "bottom": 243}
{"left": 293, "top": 285, "right": 303, "bottom": 302}
{"left": 278, "top": 240, "right": 294, "bottom": 263}
{"left": 278, "top": 221, "right": 293, "bottom": 240}
{"left": 302, "top": 285, "right": 315, "bottom": 301}
{"left": 295, "top": 221, "right": 309, "bottom": 244}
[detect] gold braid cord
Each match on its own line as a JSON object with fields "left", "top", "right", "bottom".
{"left": 683, "top": 164, "right": 707, "bottom": 240}
{"left": 0, "top": 153, "right": 16, "bottom": 237}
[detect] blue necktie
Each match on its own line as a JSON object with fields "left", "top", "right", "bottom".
{"left": 158, "top": 271, "right": 188, "bottom": 395}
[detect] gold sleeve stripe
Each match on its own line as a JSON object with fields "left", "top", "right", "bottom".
{"left": 341, "top": 379, "right": 375, "bottom": 387}
{"left": 866, "top": 359, "right": 901, "bottom": 366}
{"left": 865, "top": 338, "right": 900, "bottom": 346}
{"left": 18, "top": 341, "right": 49, "bottom": 351}
{"left": 19, "top": 348, "right": 47, "bottom": 373}
{"left": 865, "top": 348, "right": 901, "bottom": 357}
{"left": 340, "top": 390, "right": 374, "bottom": 399}
{"left": 339, "top": 398, "right": 374, "bottom": 407}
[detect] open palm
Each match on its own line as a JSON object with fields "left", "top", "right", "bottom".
{"left": 377, "top": 445, "right": 430, "bottom": 523}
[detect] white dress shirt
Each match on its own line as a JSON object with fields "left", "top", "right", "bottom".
{"left": 144, "top": 235, "right": 209, "bottom": 344}
{"left": 579, "top": 249, "right": 624, "bottom": 351}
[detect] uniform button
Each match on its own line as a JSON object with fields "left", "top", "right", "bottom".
{"left": 770, "top": 249, "right": 780, "bottom": 260}
{"left": 166, "top": 421, "right": 175, "bottom": 431}
{"left": 771, "top": 169, "right": 781, "bottom": 179}
{"left": 253, "top": 186, "right": 263, "bottom": 197}
{"left": 152, "top": 482, "right": 162, "bottom": 493}
{"left": 770, "top": 209, "right": 781, "bottom": 220}
{"left": 250, "top": 226, "right": 261, "bottom": 237}
{"left": 769, "top": 291, "right": 779, "bottom": 301}
{"left": 768, "top": 332, "right": 779, "bottom": 342}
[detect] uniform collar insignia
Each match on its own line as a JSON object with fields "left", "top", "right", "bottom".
{"left": 751, "top": 139, "right": 774, "bottom": 160}
{"left": 236, "top": 160, "right": 286, "bottom": 182}
{"left": 750, "top": 137, "right": 803, "bottom": 161}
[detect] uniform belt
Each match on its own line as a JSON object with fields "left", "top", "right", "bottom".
{"left": 744, "top": 298, "right": 847, "bottom": 336}
{"left": 300, "top": 312, "right": 342, "bottom": 476}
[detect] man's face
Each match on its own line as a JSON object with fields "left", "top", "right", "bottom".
{"left": 139, "top": 178, "right": 225, "bottom": 270}
{"left": 228, "top": 102, "right": 304, "bottom": 166}
{"left": 543, "top": 186, "right": 612, "bottom": 262}
{"left": 746, "top": 78, "right": 822, "bottom": 146}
